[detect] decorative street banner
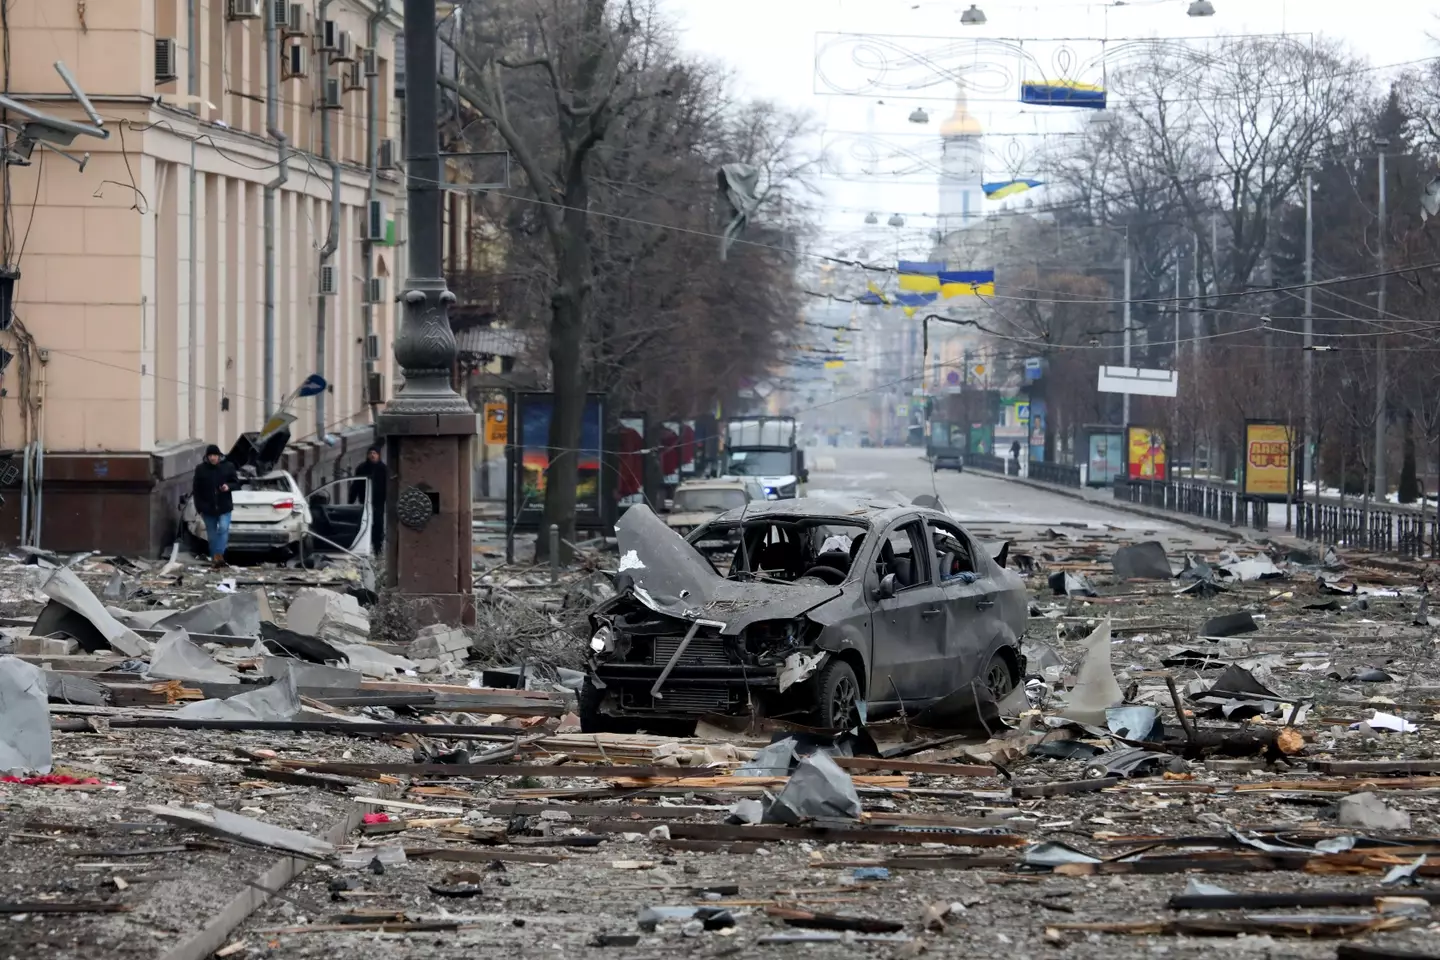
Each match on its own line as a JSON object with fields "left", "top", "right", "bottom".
{"left": 1243, "top": 420, "right": 1295, "bottom": 500}
{"left": 617, "top": 414, "right": 646, "bottom": 508}
{"left": 1126, "top": 426, "right": 1167, "bottom": 481}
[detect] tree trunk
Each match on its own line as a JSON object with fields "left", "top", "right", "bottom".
{"left": 541, "top": 186, "right": 593, "bottom": 563}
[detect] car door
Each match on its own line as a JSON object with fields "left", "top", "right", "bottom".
{"left": 866, "top": 517, "right": 946, "bottom": 707}
{"left": 306, "top": 477, "right": 372, "bottom": 556}
{"left": 928, "top": 517, "right": 1005, "bottom": 690}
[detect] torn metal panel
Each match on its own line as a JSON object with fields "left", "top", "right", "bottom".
{"left": 1112, "top": 541, "right": 1173, "bottom": 580}
{"left": 176, "top": 673, "right": 301, "bottom": 722}
{"left": 0, "top": 656, "right": 52, "bottom": 774}
{"left": 148, "top": 629, "right": 241, "bottom": 685}
{"left": 155, "top": 590, "right": 269, "bottom": 638}
{"left": 35, "top": 566, "right": 147, "bottom": 657}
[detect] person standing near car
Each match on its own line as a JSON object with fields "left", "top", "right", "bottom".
{"left": 349, "top": 445, "right": 388, "bottom": 551}
{"left": 192, "top": 444, "right": 238, "bottom": 567}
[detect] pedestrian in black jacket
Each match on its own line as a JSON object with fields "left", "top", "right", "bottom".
{"left": 349, "top": 445, "right": 388, "bottom": 551}
{"left": 193, "top": 444, "right": 239, "bottom": 566}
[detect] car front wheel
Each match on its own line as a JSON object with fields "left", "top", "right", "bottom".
{"left": 812, "top": 660, "right": 860, "bottom": 730}
{"left": 578, "top": 680, "right": 639, "bottom": 734}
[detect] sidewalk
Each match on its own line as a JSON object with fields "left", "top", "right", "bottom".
{"left": 978, "top": 466, "right": 1314, "bottom": 552}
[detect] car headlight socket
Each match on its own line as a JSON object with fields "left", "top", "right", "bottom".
{"left": 590, "top": 626, "right": 614, "bottom": 654}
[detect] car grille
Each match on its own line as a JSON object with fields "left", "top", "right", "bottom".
{"left": 621, "top": 686, "right": 734, "bottom": 713}
{"left": 651, "top": 634, "right": 731, "bottom": 666}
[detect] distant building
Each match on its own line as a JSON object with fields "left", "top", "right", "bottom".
{"left": 938, "top": 83, "right": 985, "bottom": 236}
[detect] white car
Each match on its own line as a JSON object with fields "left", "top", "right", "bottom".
{"left": 666, "top": 479, "right": 763, "bottom": 553}
{"left": 182, "top": 471, "right": 373, "bottom": 557}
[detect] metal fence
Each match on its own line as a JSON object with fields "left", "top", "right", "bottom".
{"left": 967, "top": 453, "right": 1015, "bottom": 475}
{"left": 1294, "top": 500, "right": 1438, "bottom": 559}
{"left": 1113, "top": 479, "right": 1269, "bottom": 532}
{"left": 1029, "top": 461, "right": 1082, "bottom": 487}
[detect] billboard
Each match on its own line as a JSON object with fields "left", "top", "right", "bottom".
{"left": 1243, "top": 421, "right": 1295, "bottom": 500}
{"left": 1087, "top": 430, "right": 1124, "bottom": 486}
{"left": 511, "top": 392, "right": 607, "bottom": 530}
{"left": 1126, "top": 426, "right": 1167, "bottom": 481}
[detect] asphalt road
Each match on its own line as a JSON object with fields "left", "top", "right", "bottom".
{"left": 807, "top": 446, "right": 1229, "bottom": 551}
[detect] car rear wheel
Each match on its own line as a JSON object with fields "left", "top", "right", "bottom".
{"left": 812, "top": 660, "right": 860, "bottom": 730}
{"left": 984, "top": 651, "right": 1018, "bottom": 700}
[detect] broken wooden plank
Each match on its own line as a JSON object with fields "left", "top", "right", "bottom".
{"left": 0, "top": 901, "right": 129, "bottom": 914}
{"left": 585, "top": 820, "right": 1026, "bottom": 848}
{"left": 830, "top": 757, "right": 995, "bottom": 777}
{"left": 1170, "top": 891, "right": 1440, "bottom": 910}
{"left": 1307, "top": 760, "right": 1440, "bottom": 776}
{"left": 403, "top": 847, "right": 567, "bottom": 865}
{"left": 1013, "top": 776, "right": 1121, "bottom": 799}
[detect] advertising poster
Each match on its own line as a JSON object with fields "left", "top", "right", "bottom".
{"left": 1126, "top": 426, "right": 1167, "bottom": 481}
{"left": 617, "top": 414, "right": 645, "bottom": 507}
{"left": 1087, "top": 431, "right": 1124, "bottom": 486}
{"left": 514, "top": 393, "right": 605, "bottom": 528}
{"left": 1243, "top": 421, "right": 1294, "bottom": 500}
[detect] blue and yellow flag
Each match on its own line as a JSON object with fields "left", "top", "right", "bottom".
{"left": 983, "top": 179, "right": 1044, "bottom": 200}
{"left": 1021, "top": 79, "right": 1105, "bottom": 110}
{"left": 939, "top": 269, "right": 996, "bottom": 297}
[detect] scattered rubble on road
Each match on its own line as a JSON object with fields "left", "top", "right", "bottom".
{"left": 2, "top": 524, "right": 1440, "bottom": 959}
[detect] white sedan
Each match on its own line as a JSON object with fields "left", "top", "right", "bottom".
{"left": 182, "top": 472, "right": 373, "bottom": 557}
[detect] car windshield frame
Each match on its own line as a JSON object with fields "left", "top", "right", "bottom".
{"left": 725, "top": 450, "right": 794, "bottom": 476}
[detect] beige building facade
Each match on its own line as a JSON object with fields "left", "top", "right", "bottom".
{"left": 0, "top": 0, "right": 424, "bottom": 553}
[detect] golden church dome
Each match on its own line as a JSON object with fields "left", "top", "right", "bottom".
{"left": 940, "top": 85, "right": 983, "bottom": 138}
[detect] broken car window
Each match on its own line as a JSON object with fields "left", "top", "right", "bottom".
{"left": 929, "top": 520, "right": 978, "bottom": 580}
{"left": 725, "top": 519, "right": 868, "bottom": 582}
{"left": 876, "top": 520, "right": 931, "bottom": 589}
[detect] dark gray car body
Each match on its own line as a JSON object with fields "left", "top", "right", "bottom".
{"left": 584, "top": 498, "right": 1028, "bottom": 724}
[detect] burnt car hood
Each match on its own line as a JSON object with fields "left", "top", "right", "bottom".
{"left": 616, "top": 505, "right": 840, "bottom": 635}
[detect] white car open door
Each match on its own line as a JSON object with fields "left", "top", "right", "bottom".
{"left": 305, "top": 476, "right": 373, "bottom": 556}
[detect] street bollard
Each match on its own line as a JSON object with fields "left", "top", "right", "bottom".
{"left": 549, "top": 524, "right": 559, "bottom": 584}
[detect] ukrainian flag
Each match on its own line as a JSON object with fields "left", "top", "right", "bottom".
{"left": 1021, "top": 79, "right": 1105, "bottom": 109}
{"left": 939, "top": 269, "right": 996, "bottom": 297}
{"left": 983, "top": 179, "right": 1043, "bottom": 200}
{"left": 898, "top": 261, "right": 945, "bottom": 294}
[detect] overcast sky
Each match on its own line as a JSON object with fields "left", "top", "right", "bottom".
{"left": 660, "top": 0, "right": 1440, "bottom": 261}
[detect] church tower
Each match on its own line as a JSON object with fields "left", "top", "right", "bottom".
{"left": 938, "top": 82, "right": 984, "bottom": 236}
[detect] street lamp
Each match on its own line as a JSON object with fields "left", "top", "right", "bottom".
{"left": 864, "top": 212, "right": 879, "bottom": 225}
{"left": 1187, "top": 1, "right": 1215, "bottom": 15}
{"left": 887, "top": 213, "right": 906, "bottom": 228}
{"left": 960, "top": 4, "right": 986, "bottom": 25}
{"left": 908, "top": 107, "right": 929, "bottom": 124}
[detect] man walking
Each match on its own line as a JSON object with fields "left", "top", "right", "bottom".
{"left": 192, "top": 444, "right": 238, "bottom": 567}
{"left": 350, "top": 445, "right": 388, "bottom": 553}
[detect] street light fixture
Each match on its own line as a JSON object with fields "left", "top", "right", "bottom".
{"left": 908, "top": 107, "right": 929, "bottom": 124}
{"left": 864, "top": 212, "right": 879, "bottom": 225}
{"left": 888, "top": 213, "right": 906, "bottom": 228}
{"left": 960, "top": 4, "right": 986, "bottom": 25}
{"left": 1187, "top": 0, "right": 1215, "bottom": 15}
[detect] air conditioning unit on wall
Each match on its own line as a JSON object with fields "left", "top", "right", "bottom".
{"left": 155, "top": 38, "right": 179, "bottom": 83}
{"left": 362, "top": 48, "right": 379, "bottom": 77}
{"left": 228, "top": 0, "right": 263, "bottom": 21}
{"left": 319, "top": 19, "right": 340, "bottom": 52}
{"left": 322, "top": 77, "right": 343, "bottom": 109}
{"left": 334, "top": 31, "right": 355, "bottom": 63}
{"left": 365, "top": 277, "right": 386, "bottom": 304}
{"left": 283, "top": 3, "right": 308, "bottom": 38}
{"left": 319, "top": 264, "right": 337, "bottom": 296}
{"left": 344, "top": 60, "right": 366, "bottom": 92}
{"left": 377, "top": 139, "right": 398, "bottom": 170}
{"left": 283, "top": 44, "right": 308, "bottom": 79}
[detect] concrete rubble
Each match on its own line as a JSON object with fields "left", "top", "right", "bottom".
{"left": 2, "top": 517, "right": 1440, "bottom": 958}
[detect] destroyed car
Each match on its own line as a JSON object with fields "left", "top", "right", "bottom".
{"left": 180, "top": 429, "right": 374, "bottom": 557}
{"left": 582, "top": 499, "right": 1027, "bottom": 732}
{"left": 665, "top": 479, "right": 764, "bottom": 552}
